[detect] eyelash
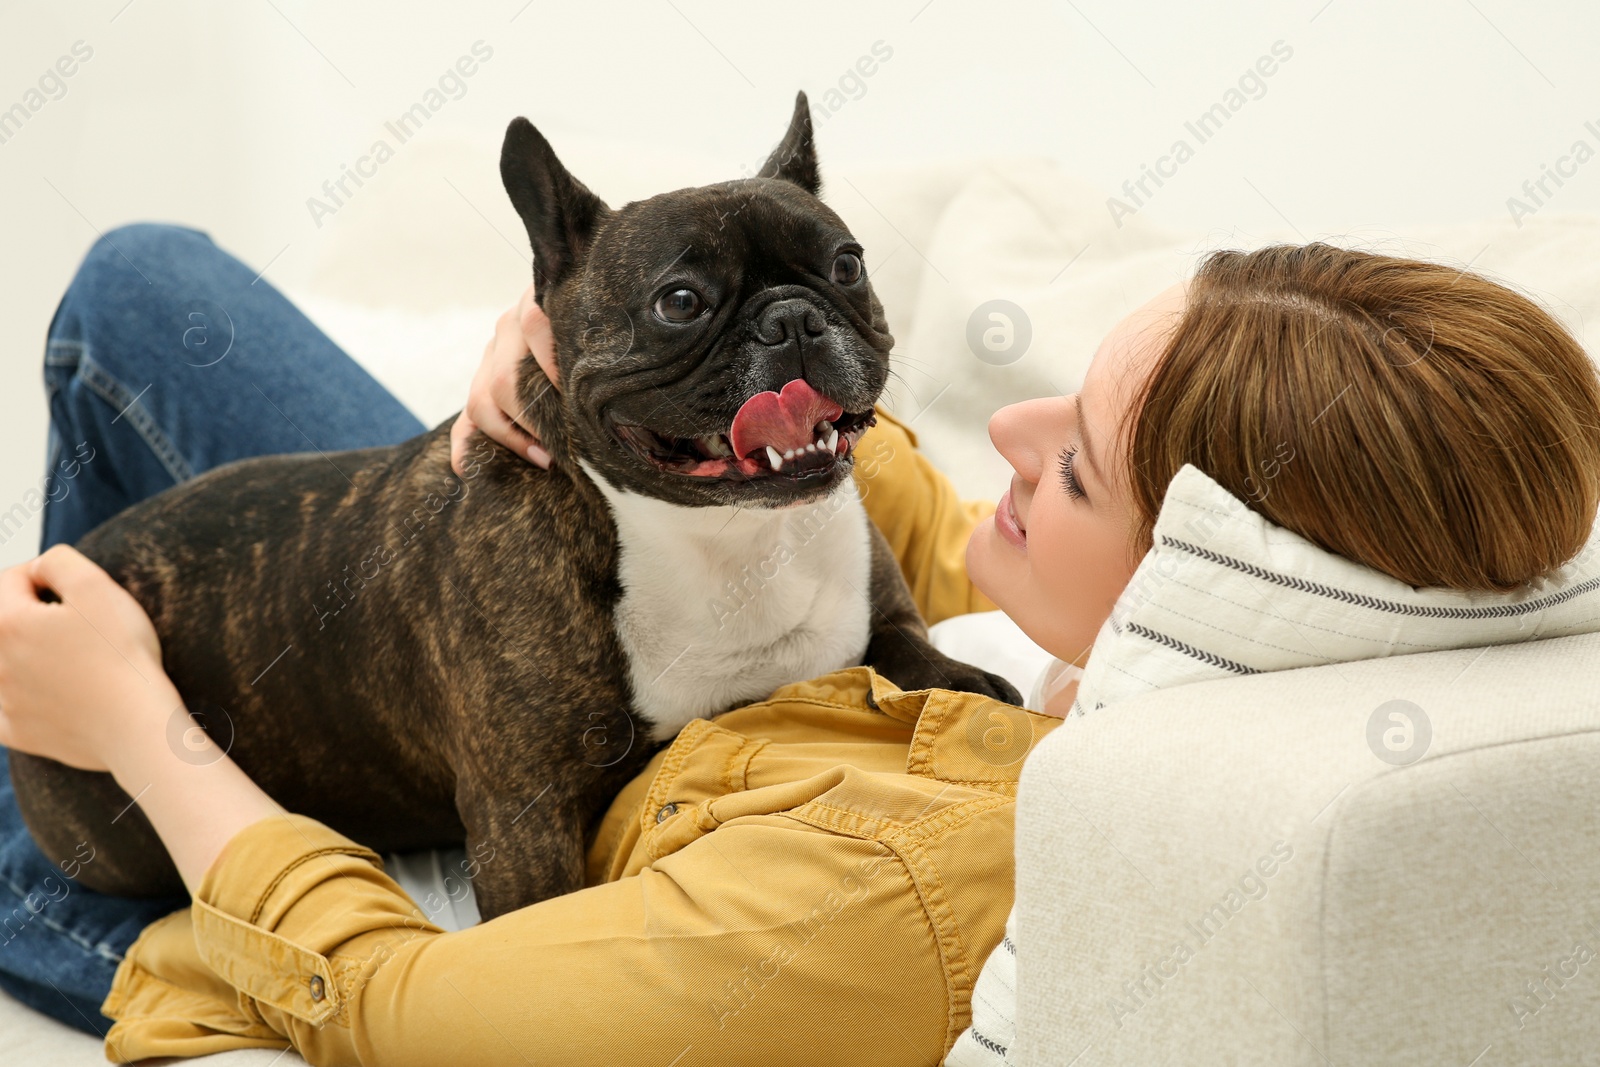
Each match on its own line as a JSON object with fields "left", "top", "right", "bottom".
{"left": 1058, "top": 447, "right": 1086, "bottom": 501}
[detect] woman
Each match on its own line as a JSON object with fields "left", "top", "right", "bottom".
{"left": 1, "top": 225, "right": 1597, "bottom": 1065}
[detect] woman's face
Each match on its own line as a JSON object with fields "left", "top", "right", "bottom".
{"left": 967, "top": 281, "right": 1188, "bottom": 666}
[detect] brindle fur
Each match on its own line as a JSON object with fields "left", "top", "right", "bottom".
{"left": 9, "top": 94, "right": 1018, "bottom": 920}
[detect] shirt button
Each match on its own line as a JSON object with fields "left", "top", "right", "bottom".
{"left": 655, "top": 803, "right": 678, "bottom": 824}
{"left": 309, "top": 975, "right": 326, "bottom": 1002}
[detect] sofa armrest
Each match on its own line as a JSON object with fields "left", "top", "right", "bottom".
{"left": 1013, "top": 631, "right": 1600, "bottom": 1066}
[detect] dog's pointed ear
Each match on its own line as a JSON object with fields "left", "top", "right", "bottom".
{"left": 500, "top": 118, "right": 610, "bottom": 300}
{"left": 757, "top": 91, "right": 819, "bottom": 196}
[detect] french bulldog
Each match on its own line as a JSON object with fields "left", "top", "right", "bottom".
{"left": 10, "top": 93, "right": 1020, "bottom": 921}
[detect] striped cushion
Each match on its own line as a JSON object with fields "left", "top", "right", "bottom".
{"left": 1070, "top": 463, "right": 1600, "bottom": 717}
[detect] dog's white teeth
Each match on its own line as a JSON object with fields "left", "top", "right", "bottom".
{"left": 825, "top": 427, "right": 839, "bottom": 452}
{"left": 783, "top": 448, "right": 795, "bottom": 460}
{"left": 700, "top": 434, "right": 732, "bottom": 458}
{"left": 805, "top": 442, "right": 817, "bottom": 453}
{"left": 766, "top": 446, "right": 783, "bottom": 471}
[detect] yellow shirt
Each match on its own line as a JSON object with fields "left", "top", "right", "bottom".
{"left": 100, "top": 409, "right": 1058, "bottom": 1066}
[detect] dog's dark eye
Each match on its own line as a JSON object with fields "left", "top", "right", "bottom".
{"left": 831, "top": 252, "right": 864, "bottom": 285}
{"left": 654, "top": 288, "right": 704, "bottom": 323}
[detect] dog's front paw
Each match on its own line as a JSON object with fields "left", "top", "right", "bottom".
{"left": 936, "top": 659, "right": 1024, "bottom": 707}
{"left": 871, "top": 649, "right": 1023, "bottom": 707}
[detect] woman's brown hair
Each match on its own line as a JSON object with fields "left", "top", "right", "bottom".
{"left": 1122, "top": 242, "right": 1600, "bottom": 592}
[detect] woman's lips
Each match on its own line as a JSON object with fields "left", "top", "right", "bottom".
{"left": 994, "top": 487, "right": 1028, "bottom": 549}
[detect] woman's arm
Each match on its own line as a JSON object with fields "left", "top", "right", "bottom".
{"left": 0, "top": 546, "right": 281, "bottom": 892}
{"left": 103, "top": 803, "right": 959, "bottom": 1067}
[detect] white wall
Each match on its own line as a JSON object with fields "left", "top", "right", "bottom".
{"left": 3, "top": 0, "right": 1599, "bottom": 565}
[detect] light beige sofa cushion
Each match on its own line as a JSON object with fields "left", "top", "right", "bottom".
{"left": 1015, "top": 630, "right": 1600, "bottom": 1065}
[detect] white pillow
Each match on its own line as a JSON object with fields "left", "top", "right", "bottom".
{"left": 1070, "top": 463, "right": 1600, "bottom": 718}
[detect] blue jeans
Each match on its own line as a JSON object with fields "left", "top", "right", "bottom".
{"left": 0, "top": 223, "right": 425, "bottom": 1037}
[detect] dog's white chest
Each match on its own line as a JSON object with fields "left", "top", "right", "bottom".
{"left": 581, "top": 463, "right": 874, "bottom": 738}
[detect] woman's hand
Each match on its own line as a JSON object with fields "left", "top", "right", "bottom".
{"left": 0, "top": 544, "right": 283, "bottom": 893}
{"left": 0, "top": 545, "right": 179, "bottom": 772}
{"left": 449, "top": 283, "right": 561, "bottom": 475}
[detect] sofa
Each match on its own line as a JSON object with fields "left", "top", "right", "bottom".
{"left": 8, "top": 139, "right": 1600, "bottom": 1064}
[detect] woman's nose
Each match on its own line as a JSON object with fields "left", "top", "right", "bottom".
{"left": 988, "top": 396, "right": 1073, "bottom": 482}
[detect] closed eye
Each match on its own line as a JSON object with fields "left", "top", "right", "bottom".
{"left": 1058, "top": 446, "right": 1086, "bottom": 501}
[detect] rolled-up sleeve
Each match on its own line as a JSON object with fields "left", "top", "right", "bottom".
{"left": 852, "top": 407, "right": 998, "bottom": 626}
{"left": 104, "top": 809, "right": 956, "bottom": 1067}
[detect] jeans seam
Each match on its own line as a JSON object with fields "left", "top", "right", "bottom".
{"left": 74, "top": 352, "right": 192, "bottom": 484}
{"left": 44, "top": 338, "right": 85, "bottom": 367}
{"left": 0, "top": 869, "right": 127, "bottom": 965}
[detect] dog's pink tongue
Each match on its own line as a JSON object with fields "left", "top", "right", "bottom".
{"left": 728, "top": 379, "right": 845, "bottom": 459}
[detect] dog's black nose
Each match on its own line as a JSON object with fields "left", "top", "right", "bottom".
{"left": 756, "top": 299, "right": 826, "bottom": 347}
